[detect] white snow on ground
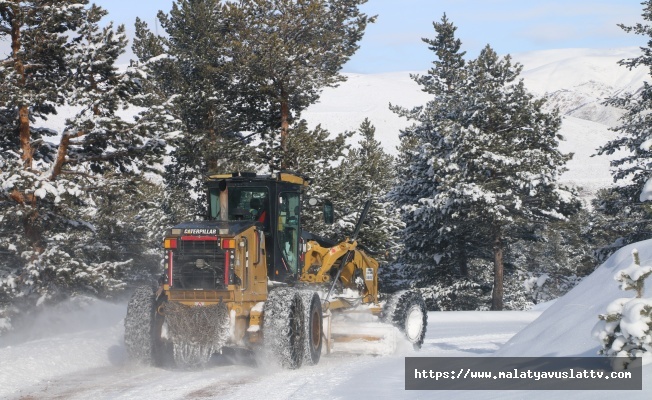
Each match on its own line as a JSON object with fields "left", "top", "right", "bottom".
{"left": 0, "top": 302, "right": 537, "bottom": 400}
{"left": 4, "top": 240, "right": 652, "bottom": 399}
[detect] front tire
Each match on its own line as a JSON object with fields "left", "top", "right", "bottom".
{"left": 163, "top": 301, "right": 230, "bottom": 369}
{"left": 300, "top": 291, "right": 322, "bottom": 365}
{"left": 383, "top": 290, "right": 427, "bottom": 349}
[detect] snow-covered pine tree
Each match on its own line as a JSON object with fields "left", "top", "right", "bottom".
{"left": 391, "top": 15, "right": 580, "bottom": 310}
{"left": 390, "top": 14, "right": 474, "bottom": 285}
{"left": 594, "top": 1, "right": 652, "bottom": 258}
{"left": 60, "top": 4, "right": 170, "bottom": 177}
{"left": 233, "top": 0, "right": 375, "bottom": 169}
{"left": 0, "top": 0, "right": 86, "bottom": 170}
{"left": 0, "top": 2, "right": 171, "bottom": 308}
{"left": 132, "top": 2, "right": 257, "bottom": 218}
{"left": 453, "top": 46, "right": 579, "bottom": 310}
{"left": 599, "top": 0, "right": 652, "bottom": 193}
{"left": 1, "top": 0, "right": 92, "bottom": 303}
{"left": 593, "top": 249, "right": 652, "bottom": 369}
{"left": 329, "top": 119, "right": 403, "bottom": 259}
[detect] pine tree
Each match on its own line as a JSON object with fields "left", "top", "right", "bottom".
{"left": 57, "top": 4, "right": 169, "bottom": 177}
{"left": 1, "top": 0, "right": 90, "bottom": 303}
{"left": 594, "top": 1, "right": 652, "bottom": 255}
{"left": 0, "top": 2, "right": 171, "bottom": 306}
{"left": 390, "top": 15, "right": 476, "bottom": 283}
{"left": 132, "top": 2, "right": 257, "bottom": 219}
{"left": 593, "top": 249, "right": 652, "bottom": 369}
{"left": 233, "top": 0, "right": 375, "bottom": 168}
{"left": 462, "top": 47, "right": 579, "bottom": 310}
{"left": 390, "top": 15, "right": 476, "bottom": 293}
{"left": 412, "top": 13, "right": 466, "bottom": 95}
{"left": 0, "top": 0, "right": 87, "bottom": 171}
{"left": 599, "top": 0, "right": 652, "bottom": 194}
{"left": 391, "top": 15, "right": 579, "bottom": 310}
{"left": 331, "top": 119, "right": 403, "bottom": 258}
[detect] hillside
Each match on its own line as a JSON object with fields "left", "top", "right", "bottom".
{"left": 302, "top": 46, "right": 648, "bottom": 198}
{"left": 34, "top": 47, "right": 647, "bottom": 198}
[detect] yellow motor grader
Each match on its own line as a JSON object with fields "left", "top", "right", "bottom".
{"left": 124, "top": 172, "right": 427, "bottom": 368}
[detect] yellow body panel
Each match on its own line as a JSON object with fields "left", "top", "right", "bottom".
{"left": 300, "top": 239, "right": 380, "bottom": 305}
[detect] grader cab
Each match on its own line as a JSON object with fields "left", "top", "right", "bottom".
{"left": 124, "top": 172, "right": 427, "bottom": 368}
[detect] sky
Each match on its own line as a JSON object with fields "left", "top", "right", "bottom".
{"left": 3, "top": 0, "right": 649, "bottom": 73}
{"left": 91, "top": 0, "right": 649, "bottom": 73}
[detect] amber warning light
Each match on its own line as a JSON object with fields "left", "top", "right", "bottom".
{"left": 221, "top": 238, "right": 236, "bottom": 249}
{"left": 164, "top": 238, "right": 177, "bottom": 249}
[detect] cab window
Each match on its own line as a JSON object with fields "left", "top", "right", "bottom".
{"left": 277, "top": 192, "right": 300, "bottom": 274}
{"left": 208, "top": 186, "right": 269, "bottom": 224}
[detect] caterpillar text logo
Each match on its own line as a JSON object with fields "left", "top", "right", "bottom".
{"left": 183, "top": 229, "right": 217, "bottom": 235}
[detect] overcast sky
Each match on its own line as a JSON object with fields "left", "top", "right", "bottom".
{"left": 10, "top": 0, "right": 652, "bottom": 73}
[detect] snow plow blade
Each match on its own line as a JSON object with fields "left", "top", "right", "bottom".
{"left": 323, "top": 311, "right": 399, "bottom": 356}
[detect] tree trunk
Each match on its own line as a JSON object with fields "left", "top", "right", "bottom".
{"left": 458, "top": 237, "right": 468, "bottom": 277}
{"left": 19, "top": 105, "right": 32, "bottom": 169}
{"left": 9, "top": 189, "right": 42, "bottom": 252}
{"left": 491, "top": 228, "right": 504, "bottom": 311}
{"left": 280, "top": 87, "right": 290, "bottom": 170}
{"left": 11, "top": 9, "right": 32, "bottom": 170}
{"left": 51, "top": 131, "right": 84, "bottom": 180}
{"left": 206, "top": 108, "right": 218, "bottom": 173}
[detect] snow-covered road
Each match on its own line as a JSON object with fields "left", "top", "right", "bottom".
{"left": 3, "top": 293, "right": 650, "bottom": 400}
{"left": 0, "top": 301, "right": 538, "bottom": 400}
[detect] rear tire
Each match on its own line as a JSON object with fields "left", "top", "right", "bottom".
{"left": 383, "top": 290, "right": 427, "bottom": 349}
{"left": 124, "top": 286, "right": 158, "bottom": 364}
{"left": 300, "top": 292, "right": 322, "bottom": 365}
{"left": 263, "top": 288, "right": 305, "bottom": 369}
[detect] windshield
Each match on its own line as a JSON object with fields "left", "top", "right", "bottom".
{"left": 209, "top": 186, "right": 269, "bottom": 225}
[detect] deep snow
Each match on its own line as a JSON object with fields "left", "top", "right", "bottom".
{"left": 0, "top": 301, "right": 538, "bottom": 400}
{"left": 2, "top": 237, "right": 652, "bottom": 400}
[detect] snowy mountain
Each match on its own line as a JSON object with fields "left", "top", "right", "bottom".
{"left": 303, "top": 46, "right": 648, "bottom": 198}
{"left": 34, "top": 47, "right": 645, "bottom": 197}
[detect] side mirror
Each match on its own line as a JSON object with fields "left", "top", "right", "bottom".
{"left": 323, "top": 200, "right": 334, "bottom": 225}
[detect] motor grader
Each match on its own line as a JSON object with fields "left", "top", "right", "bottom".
{"left": 124, "top": 172, "right": 427, "bottom": 368}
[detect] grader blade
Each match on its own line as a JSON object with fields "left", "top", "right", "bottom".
{"left": 329, "top": 320, "right": 399, "bottom": 356}
{"left": 322, "top": 308, "right": 400, "bottom": 356}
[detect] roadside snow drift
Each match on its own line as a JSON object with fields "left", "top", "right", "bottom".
{"left": 497, "top": 239, "right": 652, "bottom": 358}
{"left": 0, "top": 297, "right": 127, "bottom": 395}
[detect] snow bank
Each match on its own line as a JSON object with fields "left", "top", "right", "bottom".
{"left": 0, "top": 297, "right": 127, "bottom": 397}
{"left": 497, "top": 239, "right": 652, "bottom": 358}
